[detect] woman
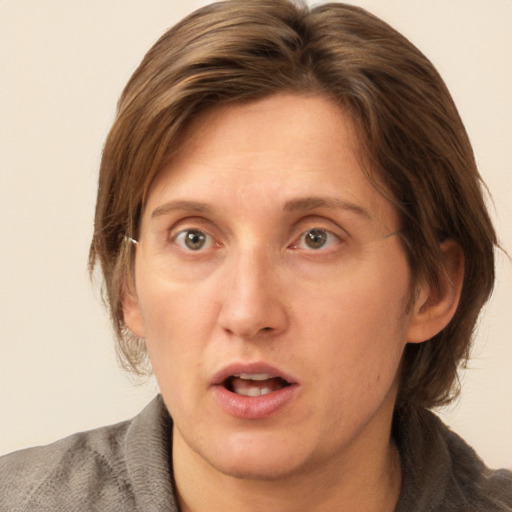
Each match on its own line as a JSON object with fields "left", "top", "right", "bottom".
{"left": 1, "top": 1, "right": 511, "bottom": 510}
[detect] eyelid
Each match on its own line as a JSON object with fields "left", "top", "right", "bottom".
{"left": 162, "top": 215, "right": 349, "bottom": 252}
{"left": 166, "top": 217, "right": 223, "bottom": 251}
{"left": 290, "top": 215, "right": 349, "bottom": 242}
{"left": 173, "top": 229, "right": 216, "bottom": 251}
{"left": 166, "top": 216, "right": 218, "bottom": 237}
{"left": 289, "top": 228, "right": 343, "bottom": 251}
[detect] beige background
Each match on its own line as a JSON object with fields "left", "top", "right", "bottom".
{"left": 1, "top": 0, "right": 511, "bottom": 468}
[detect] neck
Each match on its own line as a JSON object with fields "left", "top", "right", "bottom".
{"left": 172, "top": 422, "right": 402, "bottom": 512}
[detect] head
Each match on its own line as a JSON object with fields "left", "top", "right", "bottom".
{"left": 90, "top": 0, "right": 496, "bottom": 415}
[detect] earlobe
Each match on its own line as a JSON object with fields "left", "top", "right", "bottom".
{"left": 406, "top": 240, "right": 464, "bottom": 344}
{"left": 122, "top": 279, "right": 146, "bottom": 339}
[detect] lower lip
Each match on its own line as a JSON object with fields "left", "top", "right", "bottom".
{"left": 212, "top": 384, "right": 298, "bottom": 419}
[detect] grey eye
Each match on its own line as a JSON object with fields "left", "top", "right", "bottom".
{"left": 185, "top": 230, "right": 206, "bottom": 250}
{"left": 175, "top": 229, "right": 212, "bottom": 251}
{"left": 304, "top": 229, "right": 328, "bottom": 249}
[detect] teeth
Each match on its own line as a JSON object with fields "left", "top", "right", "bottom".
{"left": 236, "top": 386, "right": 273, "bottom": 397}
{"left": 236, "top": 373, "right": 274, "bottom": 381}
{"left": 228, "top": 374, "right": 288, "bottom": 397}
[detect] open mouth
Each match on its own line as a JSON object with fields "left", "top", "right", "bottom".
{"left": 224, "top": 373, "right": 291, "bottom": 397}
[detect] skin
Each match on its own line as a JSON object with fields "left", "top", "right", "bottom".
{"left": 124, "top": 93, "right": 463, "bottom": 512}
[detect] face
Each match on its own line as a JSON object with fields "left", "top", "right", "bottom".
{"left": 125, "top": 94, "right": 418, "bottom": 481}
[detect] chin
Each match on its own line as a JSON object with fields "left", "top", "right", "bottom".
{"left": 212, "top": 451, "right": 305, "bottom": 482}
{"left": 199, "top": 430, "right": 315, "bottom": 482}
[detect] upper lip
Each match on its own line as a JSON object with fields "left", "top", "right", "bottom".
{"left": 211, "top": 362, "right": 299, "bottom": 386}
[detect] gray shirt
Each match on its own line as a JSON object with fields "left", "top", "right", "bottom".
{"left": 1, "top": 395, "right": 511, "bottom": 511}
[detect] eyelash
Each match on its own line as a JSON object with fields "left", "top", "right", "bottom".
{"left": 289, "top": 228, "right": 341, "bottom": 251}
{"left": 171, "top": 226, "right": 343, "bottom": 253}
{"left": 173, "top": 229, "right": 217, "bottom": 252}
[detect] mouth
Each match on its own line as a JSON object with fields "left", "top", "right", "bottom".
{"left": 224, "top": 373, "right": 292, "bottom": 397}
{"left": 211, "top": 363, "right": 298, "bottom": 419}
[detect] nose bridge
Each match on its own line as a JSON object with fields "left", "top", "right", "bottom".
{"left": 218, "top": 242, "right": 286, "bottom": 339}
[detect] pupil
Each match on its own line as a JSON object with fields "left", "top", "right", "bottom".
{"left": 185, "top": 230, "right": 206, "bottom": 250}
{"left": 306, "top": 229, "right": 327, "bottom": 249}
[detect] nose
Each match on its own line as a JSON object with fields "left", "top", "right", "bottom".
{"left": 217, "top": 247, "right": 289, "bottom": 340}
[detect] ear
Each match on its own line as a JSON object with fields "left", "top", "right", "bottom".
{"left": 406, "top": 240, "right": 464, "bottom": 344}
{"left": 122, "top": 277, "right": 146, "bottom": 339}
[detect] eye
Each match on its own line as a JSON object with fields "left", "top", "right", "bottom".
{"left": 174, "top": 229, "right": 214, "bottom": 251}
{"left": 293, "top": 228, "right": 340, "bottom": 250}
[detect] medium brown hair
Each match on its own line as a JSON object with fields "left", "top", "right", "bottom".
{"left": 89, "top": 0, "right": 496, "bottom": 409}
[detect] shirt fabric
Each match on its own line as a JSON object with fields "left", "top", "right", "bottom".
{"left": 1, "top": 395, "right": 511, "bottom": 511}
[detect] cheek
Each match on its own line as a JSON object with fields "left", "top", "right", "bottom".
{"left": 293, "top": 282, "right": 409, "bottom": 435}
{"left": 295, "top": 256, "right": 411, "bottom": 380}
{"left": 139, "top": 291, "right": 205, "bottom": 418}
{"left": 136, "top": 254, "right": 216, "bottom": 330}
{"left": 135, "top": 270, "right": 219, "bottom": 387}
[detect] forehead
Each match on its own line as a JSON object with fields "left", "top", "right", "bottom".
{"left": 144, "top": 93, "right": 398, "bottom": 229}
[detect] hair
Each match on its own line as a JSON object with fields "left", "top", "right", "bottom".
{"left": 89, "top": 0, "right": 497, "bottom": 410}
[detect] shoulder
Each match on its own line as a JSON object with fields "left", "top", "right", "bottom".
{"left": 0, "top": 395, "right": 176, "bottom": 512}
{"left": 441, "top": 420, "right": 512, "bottom": 511}
{"left": 0, "top": 418, "right": 136, "bottom": 511}
{"left": 395, "top": 406, "right": 512, "bottom": 511}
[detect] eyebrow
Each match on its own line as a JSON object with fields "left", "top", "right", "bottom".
{"left": 284, "top": 196, "right": 372, "bottom": 219}
{"left": 151, "top": 196, "right": 372, "bottom": 219}
{"left": 151, "top": 200, "right": 214, "bottom": 218}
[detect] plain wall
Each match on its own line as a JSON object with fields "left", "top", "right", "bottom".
{"left": 1, "top": 0, "right": 511, "bottom": 468}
